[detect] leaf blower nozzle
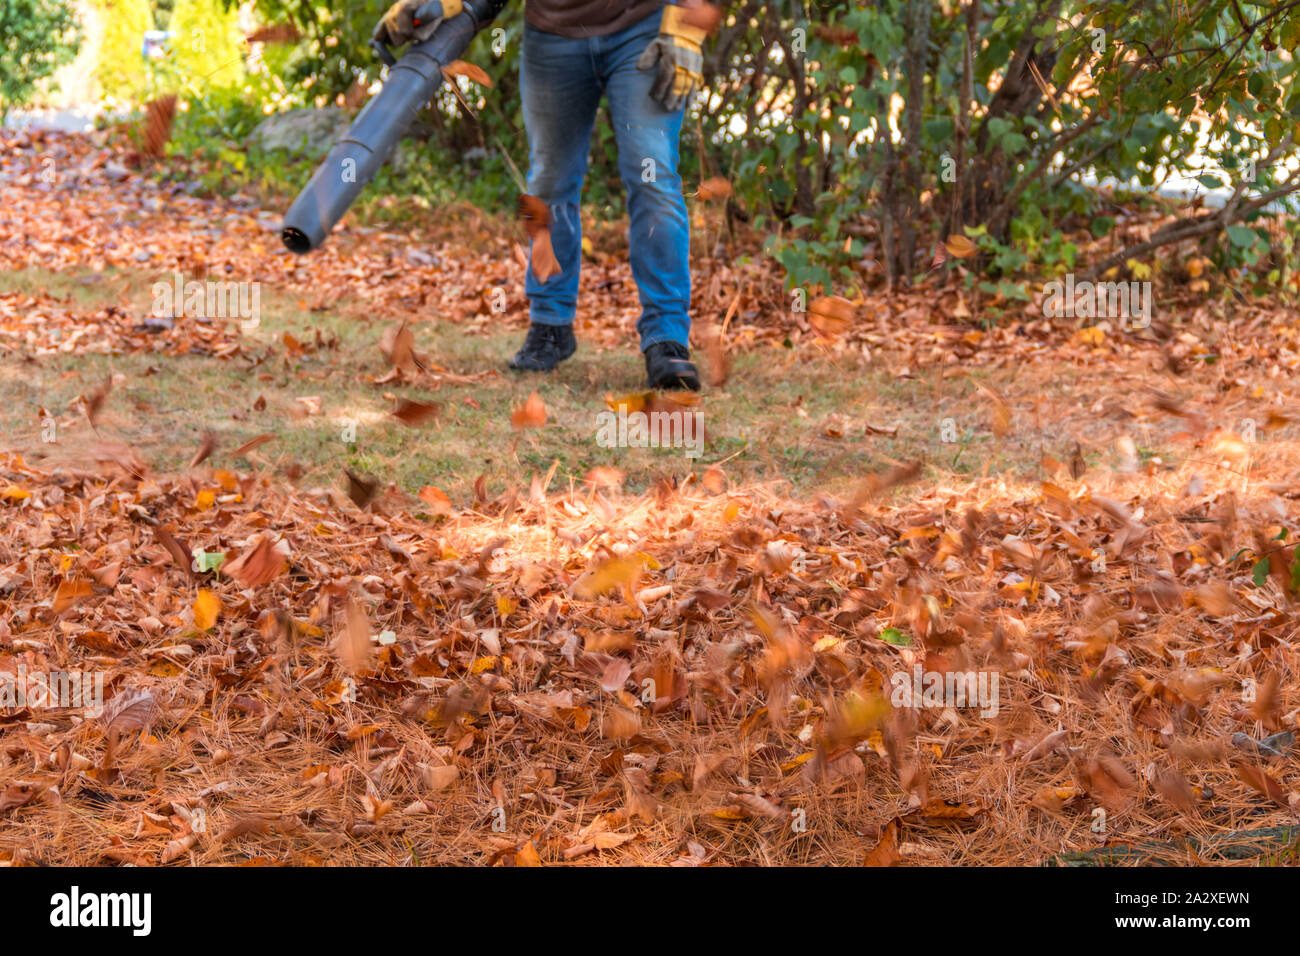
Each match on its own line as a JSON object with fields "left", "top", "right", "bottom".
{"left": 279, "top": 0, "right": 508, "bottom": 254}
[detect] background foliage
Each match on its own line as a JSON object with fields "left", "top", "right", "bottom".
{"left": 0, "top": 0, "right": 82, "bottom": 119}
{"left": 92, "top": 0, "right": 154, "bottom": 102}
{"left": 131, "top": 1, "right": 1300, "bottom": 294}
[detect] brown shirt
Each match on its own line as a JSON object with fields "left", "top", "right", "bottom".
{"left": 525, "top": 0, "right": 665, "bottom": 38}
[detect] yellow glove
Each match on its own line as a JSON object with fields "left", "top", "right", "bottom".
{"left": 373, "top": 0, "right": 463, "bottom": 50}
{"left": 636, "top": 4, "right": 709, "bottom": 111}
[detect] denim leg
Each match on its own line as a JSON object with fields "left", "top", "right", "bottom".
{"left": 598, "top": 15, "right": 692, "bottom": 350}
{"left": 520, "top": 24, "right": 602, "bottom": 326}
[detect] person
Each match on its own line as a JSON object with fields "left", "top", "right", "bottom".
{"left": 374, "top": 0, "right": 709, "bottom": 390}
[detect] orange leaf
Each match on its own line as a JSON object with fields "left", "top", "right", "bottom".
{"left": 52, "top": 579, "right": 94, "bottom": 614}
{"left": 224, "top": 535, "right": 290, "bottom": 588}
{"left": 863, "top": 818, "right": 902, "bottom": 866}
{"left": 510, "top": 391, "right": 547, "bottom": 429}
{"left": 442, "top": 60, "right": 494, "bottom": 88}
{"left": 193, "top": 589, "right": 222, "bottom": 631}
{"left": 392, "top": 398, "right": 441, "bottom": 426}
{"left": 944, "top": 234, "right": 977, "bottom": 258}
{"left": 518, "top": 195, "right": 561, "bottom": 283}
{"left": 679, "top": 0, "right": 723, "bottom": 34}
{"left": 696, "top": 176, "right": 732, "bottom": 201}
{"left": 808, "top": 295, "right": 857, "bottom": 339}
{"left": 417, "top": 485, "right": 452, "bottom": 514}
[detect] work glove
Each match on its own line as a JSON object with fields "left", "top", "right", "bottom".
{"left": 372, "top": 0, "right": 463, "bottom": 50}
{"left": 636, "top": 4, "right": 709, "bottom": 111}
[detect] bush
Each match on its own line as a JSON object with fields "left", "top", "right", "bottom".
{"left": 91, "top": 0, "right": 154, "bottom": 104}
{"left": 0, "top": 0, "right": 82, "bottom": 119}
{"left": 237, "top": 1, "right": 1300, "bottom": 294}
{"left": 166, "top": 0, "right": 246, "bottom": 92}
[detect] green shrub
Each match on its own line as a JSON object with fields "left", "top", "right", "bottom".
{"left": 0, "top": 0, "right": 82, "bottom": 119}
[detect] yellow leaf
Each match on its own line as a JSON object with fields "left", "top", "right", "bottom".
{"left": 496, "top": 595, "right": 515, "bottom": 617}
{"left": 471, "top": 656, "right": 498, "bottom": 674}
{"left": 193, "top": 589, "right": 222, "bottom": 631}
{"left": 148, "top": 658, "right": 184, "bottom": 677}
{"left": 1126, "top": 259, "right": 1152, "bottom": 280}
{"left": 780, "top": 752, "right": 815, "bottom": 772}
{"left": 944, "top": 234, "right": 977, "bottom": 258}
{"left": 1, "top": 485, "right": 30, "bottom": 501}
{"left": 605, "top": 391, "right": 651, "bottom": 415}
{"left": 708, "top": 806, "right": 749, "bottom": 820}
{"left": 574, "top": 556, "right": 640, "bottom": 600}
{"left": 196, "top": 489, "right": 215, "bottom": 511}
{"left": 1076, "top": 326, "right": 1105, "bottom": 347}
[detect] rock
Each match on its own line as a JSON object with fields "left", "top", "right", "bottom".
{"left": 405, "top": 247, "right": 440, "bottom": 267}
{"left": 250, "top": 107, "right": 349, "bottom": 155}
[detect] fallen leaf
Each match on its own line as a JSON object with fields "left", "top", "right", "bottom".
{"left": 696, "top": 176, "right": 732, "bottom": 201}
{"left": 442, "top": 60, "right": 494, "bottom": 87}
{"left": 807, "top": 295, "right": 857, "bottom": 339}
{"left": 223, "top": 535, "right": 289, "bottom": 588}
{"left": 334, "top": 595, "right": 372, "bottom": 675}
{"left": 511, "top": 391, "right": 547, "bottom": 429}
{"left": 863, "top": 818, "right": 902, "bottom": 866}
{"left": 417, "top": 485, "right": 453, "bottom": 514}
{"left": 193, "top": 589, "right": 221, "bottom": 631}
{"left": 392, "top": 398, "right": 442, "bottom": 426}
{"left": 518, "top": 195, "right": 561, "bottom": 283}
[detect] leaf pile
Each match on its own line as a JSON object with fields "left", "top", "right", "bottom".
{"left": 1, "top": 432, "right": 1299, "bottom": 865}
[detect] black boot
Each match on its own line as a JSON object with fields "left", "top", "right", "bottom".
{"left": 508, "top": 323, "right": 577, "bottom": 372}
{"left": 644, "top": 341, "right": 700, "bottom": 391}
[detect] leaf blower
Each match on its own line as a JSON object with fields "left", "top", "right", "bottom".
{"left": 279, "top": 0, "right": 509, "bottom": 254}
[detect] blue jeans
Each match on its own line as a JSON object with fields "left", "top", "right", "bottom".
{"left": 521, "top": 12, "right": 691, "bottom": 350}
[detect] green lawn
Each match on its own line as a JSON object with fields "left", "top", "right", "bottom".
{"left": 1, "top": 264, "right": 1111, "bottom": 504}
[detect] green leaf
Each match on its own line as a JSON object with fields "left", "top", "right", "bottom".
{"left": 1227, "top": 224, "right": 1257, "bottom": 248}
{"left": 879, "top": 627, "right": 912, "bottom": 646}
{"left": 193, "top": 550, "right": 227, "bottom": 574}
{"left": 1252, "top": 557, "right": 1270, "bottom": 587}
{"left": 1001, "top": 132, "right": 1029, "bottom": 155}
{"left": 924, "top": 117, "right": 954, "bottom": 141}
{"left": 1290, "top": 549, "right": 1300, "bottom": 594}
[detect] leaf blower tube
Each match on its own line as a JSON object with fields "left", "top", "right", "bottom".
{"left": 280, "top": 0, "right": 508, "bottom": 254}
